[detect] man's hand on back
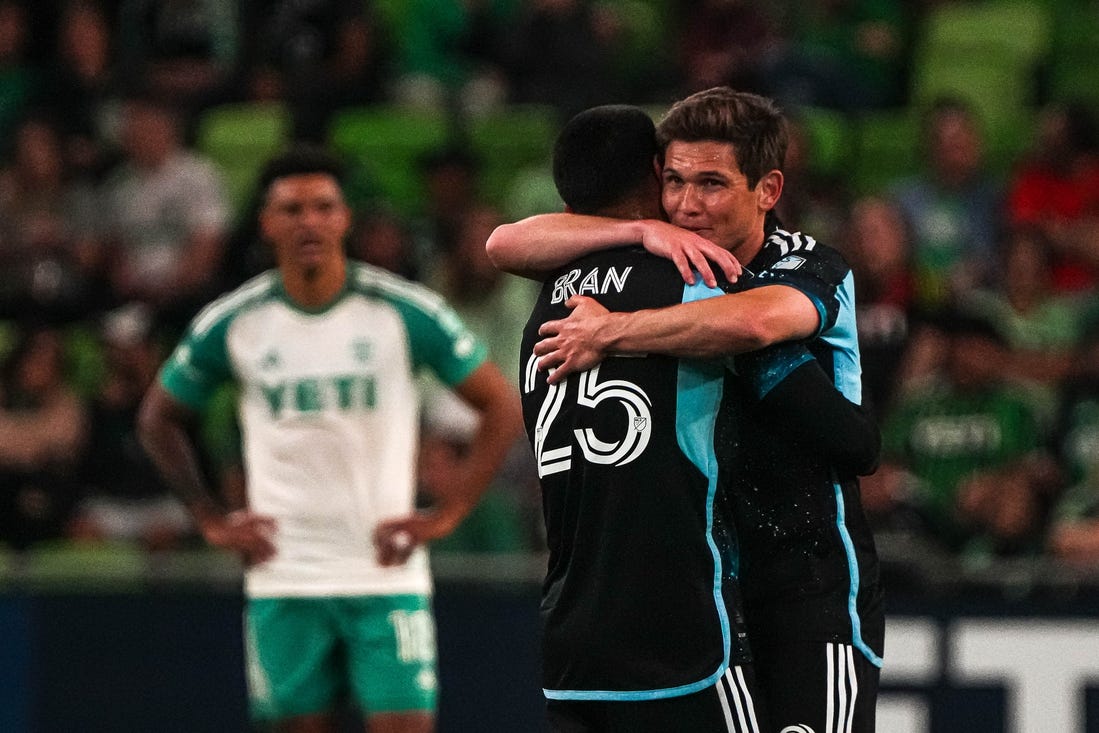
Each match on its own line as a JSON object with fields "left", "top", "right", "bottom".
{"left": 535, "top": 296, "right": 617, "bottom": 384}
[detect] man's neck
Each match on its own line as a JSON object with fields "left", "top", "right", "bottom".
{"left": 282, "top": 259, "right": 347, "bottom": 308}
{"left": 730, "top": 230, "right": 767, "bottom": 266}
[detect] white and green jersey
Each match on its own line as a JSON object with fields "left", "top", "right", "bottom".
{"left": 159, "top": 261, "right": 487, "bottom": 598}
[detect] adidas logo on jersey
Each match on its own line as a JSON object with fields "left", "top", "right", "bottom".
{"left": 767, "top": 228, "right": 817, "bottom": 255}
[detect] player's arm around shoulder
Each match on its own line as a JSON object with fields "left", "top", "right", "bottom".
{"left": 485, "top": 213, "right": 651, "bottom": 280}
{"left": 598, "top": 283, "right": 821, "bottom": 360}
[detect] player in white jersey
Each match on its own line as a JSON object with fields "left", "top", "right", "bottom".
{"left": 137, "top": 145, "right": 522, "bottom": 733}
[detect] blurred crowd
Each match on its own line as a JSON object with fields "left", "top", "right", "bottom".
{"left": 1, "top": 0, "right": 1098, "bottom": 575}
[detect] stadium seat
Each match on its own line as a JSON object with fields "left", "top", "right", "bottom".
{"left": 195, "top": 102, "right": 292, "bottom": 221}
{"left": 850, "top": 110, "right": 921, "bottom": 196}
{"left": 466, "top": 104, "right": 559, "bottom": 210}
{"left": 327, "top": 104, "right": 451, "bottom": 216}
{"left": 916, "top": 0, "right": 1051, "bottom": 63}
{"left": 910, "top": 1, "right": 1051, "bottom": 144}
{"left": 1048, "top": 3, "right": 1099, "bottom": 111}
{"left": 912, "top": 51, "right": 1035, "bottom": 137}
{"left": 794, "top": 106, "right": 852, "bottom": 178}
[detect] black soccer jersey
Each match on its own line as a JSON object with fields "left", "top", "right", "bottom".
{"left": 520, "top": 246, "right": 751, "bottom": 701}
{"left": 726, "top": 228, "right": 885, "bottom": 666}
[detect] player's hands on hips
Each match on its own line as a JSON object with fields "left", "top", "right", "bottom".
{"left": 536, "top": 296, "right": 612, "bottom": 384}
{"left": 639, "top": 220, "right": 741, "bottom": 287}
{"left": 199, "top": 509, "right": 277, "bottom": 566}
{"left": 374, "top": 510, "right": 464, "bottom": 567}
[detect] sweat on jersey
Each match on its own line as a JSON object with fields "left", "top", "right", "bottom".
{"left": 725, "top": 229, "right": 885, "bottom": 668}
{"left": 158, "top": 262, "right": 487, "bottom": 598}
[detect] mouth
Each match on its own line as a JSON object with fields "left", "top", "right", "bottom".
{"left": 297, "top": 238, "right": 324, "bottom": 254}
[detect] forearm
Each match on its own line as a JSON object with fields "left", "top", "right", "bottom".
{"left": 600, "top": 288, "right": 817, "bottom": 359}
{"left": 486, "top": 213, "right": 652, "bottom": 279}
{"left": 137, "top": 390, "right": 224, "bottom": 524}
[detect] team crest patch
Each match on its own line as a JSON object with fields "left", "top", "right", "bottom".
{"left": 772, "top": 255, "right": 806, "bottom": 271}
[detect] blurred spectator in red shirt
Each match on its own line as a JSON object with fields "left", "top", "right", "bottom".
{"left": 1006, "top": 101, "right": 1099, "bottom": 294}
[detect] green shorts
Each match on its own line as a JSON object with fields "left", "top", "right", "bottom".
{"left": 245, "top": 594, "right": 438, "bottom": 720}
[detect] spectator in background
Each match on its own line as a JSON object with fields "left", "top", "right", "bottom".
{"left": 98, "top": 94, "right": 230, "bottom": 332}
{"left": 422, "top": 204, "right": 540, "bottom": 539}
{"left": 1006, "top": 100, "right": 1099, "bottom": 294}
{"left": 43, "top": 0, "right": 121, "bottom": 178}
{"left": 418, "top": 387, "right": 531, "bottom": 554}
{"left": 0, "top": 113, "right": 104, "bottom": 324}
{"left": 866, "top": 311, "right": 1060, "bottom": 558}
{"left": 114, "top": 0, "right": 239, "bottom": 116}
{"left": 391, "top": 0, "right": 513, "bottom": 113}
{"left": 411, "top": 145, "right": 484, "bottom": 259}
{"left": 241, "top": 0, "right": 391, "bottom": 141}
{"left": 774, "top": 108, "right": 850, "bottom": 246}
{"left": 69, "top": 304, "right": 195, "bottom": 552}
{"left": 425, "top": 204, "right": 538, "bottom": 377}
{"left": 504, "top": 0, "right": 627, "bottom": 119}
{"left": 840, "top": 195, "right": 915, "bottom": 417}
{"left": 962, "top": 226, "right": 1087, "bottom": 393}
{"left": 890, "top": 97, "right": 1004, "bottom": 315}
{"left": 673, "top": 0, "right": 779, "bottom": 95}
{"left": 348, "top": 207, "right": 421, "bottom": 282}
{"left": 0, "top": 0, "right": 39, "bottom": 144}
{"left": 764, "top": 0, "right": 910, "bottom": 112}
{"left": 1047, "top": 328, "right": 1099, "bottom": 566}
{"left": 0, "top": 325, "right": 87, "bottom": 550}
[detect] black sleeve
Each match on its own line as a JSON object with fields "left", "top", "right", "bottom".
{"left": 736, "top": 343, "right": 881, "bottom": 476}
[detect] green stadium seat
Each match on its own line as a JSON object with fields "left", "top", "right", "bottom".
{"left": 794, "top": 106, "right": 852, "bottom": 178}
{"left": 912, "top": 51, "right": 1035, "bottom": 137}
{"left": 467, "top": 104, "right": 559, "bottom": 209}
{"left": 850, "top": 110, "right": 921, "bottom": 196}
{"left": 195, "top": 102, "right": 292, "bottom": 221}
{"left": 327, "top": 104, "right": 451, "bottom": 216}
{"left": 910, "top": 1, "right": 1051, "bottom": 146}
{"left": 916, "top": 0, "right": 1051, "bottom": 63}
{"left": 1048, "top": 3, "right": 1099, "bottom": 111}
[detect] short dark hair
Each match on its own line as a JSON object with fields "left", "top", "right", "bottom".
{"left": 258, "top": 144, "right": 346, "bottom": 198}
{"left": 552, "top": 105, "right": 659, "bottom": 215}
{"left": 656, "top": 86, "right": 787, "bottom": 189}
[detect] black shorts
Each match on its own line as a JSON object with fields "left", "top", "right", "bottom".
{"left": 752, "top": 639, "right": 880, "bottom": 733}
{"left": 545, "top": 666, "right": 768, "bottom": 733}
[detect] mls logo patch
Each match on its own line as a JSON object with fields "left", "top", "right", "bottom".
{"left": 773, "top": 255, "right": 806, "bottom": 271}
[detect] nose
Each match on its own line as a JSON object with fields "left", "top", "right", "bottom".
{"left": 669, "top": 184, "right": 703, "bottom": 219}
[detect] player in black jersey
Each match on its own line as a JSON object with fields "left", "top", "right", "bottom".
{"left": 521, "top": 103, "right": 880, "bottom": 732}
{"left": 490, "top": 88, "right": 885, "bottom": 733}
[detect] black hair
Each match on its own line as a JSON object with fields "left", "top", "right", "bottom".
{"left": 257, "top": 144, "right": 347, "bottom": 198}
{"left": 552, "top": 104, "right": 659, "bottom": 215}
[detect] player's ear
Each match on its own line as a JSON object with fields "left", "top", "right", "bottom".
{"left": 756, "top": 169, "right": 784, "bottom": 211}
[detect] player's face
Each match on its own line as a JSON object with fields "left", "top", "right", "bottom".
{"left": 261, "top": 173, "right": 351, "bottom": 273}
{"left": 660, "top": 140, "right": 781, "bottom": 260}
